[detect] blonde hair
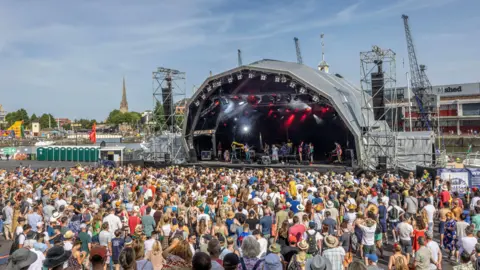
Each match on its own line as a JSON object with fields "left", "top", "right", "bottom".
{"left": 152, "top": 240, "right": 162, "bottom": 255}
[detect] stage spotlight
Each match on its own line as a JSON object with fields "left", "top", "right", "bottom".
{"left": 281, "top": 76, "right": 287, "bottom": 83}
{"left": 200, "top": 93, "right": 206, "bottom": 100}
{"left": 248, "top": 72, "right": 255, "bottom": 79}
{"left": 228, "top": 77, "right": 233, "bottom": 83}
{"left": 220, "top": 97, "right": 229, "bottom": 105}
{"left": 234, "top": 117, "right": 238, "bottom": 121}
{"left": 206, "top": 85, "right": 212, "bottom": 92}
{"left": 312, "top": 95, "right": 320, "bottom": 102}
{"left": 242, "top": 126, "right": 250, "bottom": 132}
{"left": 239, "top": 101, "right": 245, "bottom": 105}
{"left": 305, "top": 106, "right": 312, "bottom": 112}
{"left": 237, "top": 74, "right": 243, "bottom": 80}
{"left": 293, "top": 95, "right": 299, "bottom": 101}
{"left": 260, "top": 74, "right": 267, "bottom": 80}
{"left": 289, "top": 82, "right": 296, "bottom": 88}
{"left": 269, "top": 95, "right": 275, "bottom": 103}
{"left": 299, "top": 87, "right": 307, "bottom": 94}
{"left": 274, "top": 76, "right": 280, "bottom": 83}
{"left": 194, "top": 100, "right": 200, "bottom": 106}
{"left": 275, "top": 95, "right": 282, "bottom": 103}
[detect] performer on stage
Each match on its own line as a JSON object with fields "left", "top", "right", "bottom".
{"left": 244, "top": 143, "right": 250, "bottom": 161}
{"left": 231, "top": 142, "right": 237, "bottom": 161}
{"left": 264, "top": 143, "right": 270, "bottom": 155}
{"left": 308, "top": 143, "right": 314, "bottom": 163}
{"left": 272, "top": 144, "right": 279, "bottom": 162}
{"left": 334, "top": 142, "right": 342, "bottom": 162}
{"left": 217, "top": 142, "right": 222, "bottom": 160}
{"left": 224, "top": 149, "right": 230, "bottom": 162}
{"left": 298, "top": 141, "right": 304, "bottom": 162}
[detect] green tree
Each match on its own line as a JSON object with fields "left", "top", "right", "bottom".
{"left": 5, "top": 109, "right": 30, "bottom": 126}
{"left": 106, "top": 109, "right": 142, "bottom": 127}
{"left": 62, "top": 123, "right": 72, "bottom": 130}
{"left": 38, "top": 114, "right": 57, "bottom": 129}
{"left": 77, "top": 118, "right": 96, "bottom": 129}
{"left": 30, "top": 113, "right": 38, "bottom": 123}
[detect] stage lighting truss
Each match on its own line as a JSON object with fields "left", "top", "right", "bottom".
{"left": 312, "top": 95, "right": 320, "bottom": 103}
{"left": 227, "top": 76, "right": 233, "bottom": 83}
{"left": 299, "top": 87, "right": 307, "bottom": 94}
{"left": 248, "top": 72, "right": 255, "bottom": 79}
{"left": 260, "top": 74, "right": 267, "bottom": 81}
{"left": 285, "top": 94, "right": 292, "bottom": 102}
{"left": 274, "top": 76, "right": 280, "bottom": 83}
{"left": 213, "top": 81, "right": 222, "bottom": 88}
{"left": 200, "top": 93, "right": 207, "bottom": 100}
{"left": 275, "top": 95, "right": 282, "bottom": 103}
{"left": 281, "top": 76, "right": 287, "bottom": 83}
{"left": 194, "top": 100, "right": 200, "bottom": 106}
{"left": 206, "top": 85, "right": 212, "bottom": 92}
{"left": 237, "top": 73, "right": 243, "bottom": 80}
{"left": 289, "top": 82, "right": 296, "bottom": 88}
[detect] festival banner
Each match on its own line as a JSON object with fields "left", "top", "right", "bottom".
{"left": 467, "top": 168, "right": 480, "bottom": 188}
{"left": 437, "top": 168, "right": 470, "bottom": 195}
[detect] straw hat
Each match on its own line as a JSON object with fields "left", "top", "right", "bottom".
{"left": 269, "top": 243, "right": 281, "bottom": 253}
{"left": 63, "top": 230, "right": 74, "bottom": 239}
{"left": 297, "top": 240, "right": 309, "bottom": 251}
{"left": 326, "top": 201, "right": 334, "bottom": 208}
{"left": 324, "top": 235, "right": 339, "bottom": 248}
{"left": 347, "top": 204, "right": 357, "bottom": 210}
{"left": 297, "top": 204, "right": 305, "bottom": 211}
{"left": 227, "top": 211, "right": 235, "bottom": 219}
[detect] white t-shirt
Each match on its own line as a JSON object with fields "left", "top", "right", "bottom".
{"left": 29, "top": 249, "right": 46, "bottom": 270}
{"left": 18, "top": 234, "right": 25, "bottom": 245}
{"left": 460, "top": 236, "right": 477, "bottom": 254}
{"left": 103, "top": 214, "right": 122, "bottom": 235}
{"left": 397, "top": 222, "right": 414, "bottom": 241}
{"left": 197, "top": 213, "right": 210, "bottom": 223}
{"left": 426, "top": 241, "right": 440, "bottom": 270}
{"left": 64, "top": 241, "right": 73, "bottom": 251}
{"left": 144, "top": 239, "right": 155, "bottom": 255}
{"left": 257, "top": 238, "right": 268, "bottom": 258}
{"left": 358, "top": 224, "right": 376, "bottom": 246}
{"left": 15, "top": 226, "right": 23, "bottom": 236}
{"left": 423, "top": 204, "right": 436, "bottom": 223}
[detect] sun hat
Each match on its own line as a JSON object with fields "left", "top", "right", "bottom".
{"left": 52, "top": 212, "right": 61, "bottom": 219}
{"left": 7, "top": 248, "right": 38, "bottom": 270}
{"left": 64, "top": 230, "right": 74, "bottom": 239}
{"left": 347, "top": 204, "right": 357, "bottom": 210}
{"left": 324, "top": 235, "right": 339, "bottom": 248}
{"left": 43, "top": 246, "right": 72, "bottom": 268}
{"left": 264, "top": 253, "right": 282, "bottom": 270}
{"left": 326, "top": 201, "right": 334, "bottom": 208}
{"left": 269, "top": 243, "right": 281, "bottom": 253}
{"left": 297, "top": 204, "right": 305, "bottom": 211}
{"left": 297, "top": 240, "right": 309, "bottom": 251}
{"left": 310, "top": 255, "right": 332, "bottom": 270}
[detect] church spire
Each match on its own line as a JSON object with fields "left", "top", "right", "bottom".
{"left": 120, "top": 76, "right": 129, "bottom": 113}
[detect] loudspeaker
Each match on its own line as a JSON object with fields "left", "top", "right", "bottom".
{"left": 271, "top": 160, "right": 279, "bottom": 164}
{"left": 244, "top": 160, "right": 252, "bottom": 164}
{"left": 161, "top": 80, "right": 174, "bottom": 127}
{"left": 232, "top": 159, "right": 240, "bottom": 164}
{"left": 301, "top": 161, "right": 310, "bottom": 165}
{"left": 371, "top": 70, "right": 385, "bottom": 121}
{"left": 189, "top": 149, "right": 197, "bottom": 163}
{"left": 377, "top": 156, "right": 387, "bottom": 170}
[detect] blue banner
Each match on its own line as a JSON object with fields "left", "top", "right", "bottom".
{"left": 437, "top": 168, "right": 470, "bottom": 195}
{"left": 467, "top": 168, "right": 480, "bottom": 188}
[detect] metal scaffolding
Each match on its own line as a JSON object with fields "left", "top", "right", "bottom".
{"left": 360, "top": 46, "right": 398, "bottom": 169}
{"left": 148, "top": 67, "right": 187, "bottom": 163}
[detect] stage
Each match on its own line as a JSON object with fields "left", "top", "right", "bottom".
{"left": 185, "top": 160, "right": 352, "bottom": 173}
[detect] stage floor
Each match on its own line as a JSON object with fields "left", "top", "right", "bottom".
{"left": 186, "top": 160, "right": 352, "bottom": 173}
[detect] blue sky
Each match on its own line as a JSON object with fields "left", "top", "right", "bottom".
{"left": 1, "top": 0, "right": 479, "bottom": 120}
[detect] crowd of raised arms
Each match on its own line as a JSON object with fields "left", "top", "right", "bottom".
{"left": 2, "top": 165, "right": 480, "bottom": 270}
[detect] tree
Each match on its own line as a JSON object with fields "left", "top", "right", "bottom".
{"left": 30, "top": 113, "right": 38, "bottom": 123}
{"left": 62, "top": 123, "right": 72, "bottom": 130}
{"left": 5, "top": 109, "right": 30, "bottom": 126}
{"left": 38, "top": 114, "right": 57, "bottom": 129}
{"left": 106, "top": 109, "right": 142, "bottom": 127}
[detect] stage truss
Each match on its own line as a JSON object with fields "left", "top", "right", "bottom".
{"left": 149, "top": 67, "right": 187, "bottom": 163}
{"left": 360, "top": 46, "right": 398, "bottom": 169}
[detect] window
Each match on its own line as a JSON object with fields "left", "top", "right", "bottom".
{"left": 463, "top": 103, "right": 480, "bottom": 116}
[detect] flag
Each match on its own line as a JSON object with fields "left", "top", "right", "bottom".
{"left": 89, "top": 123, "right": 97, "bottom": 144}
{"left": 467, "top": 144, "right": 472, "bottom": 154}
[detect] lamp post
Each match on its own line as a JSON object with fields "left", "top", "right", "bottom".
{"left": 72, "top": 121, "right": 81, "bottom": 146}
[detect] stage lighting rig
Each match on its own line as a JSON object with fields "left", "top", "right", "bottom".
{"left": 248, "top": 72, "right": 255, "bottom": 79}
{"left": 312, "top": 95, "right": 320, "bottom": 102}
{"left": 242, "top": 126, "right": 250, "bottom": 133}
{"left": 206, "top": 85, "right": 212, "bottom": 92}
{"left": 260, "top": 74, "right": 267, "bottom": 80}
{"left": 299, "top": 87, "right": 307, "bottom": 94}
{"left": 194, "top": 100, "right": 200, "bottom": 106}
{"left": 227, "top": 77, "right": 233, "bottom": 83}
{"left": 285, "top": 94, "right": 292, "bottom": 102}
{"left": 274, "top": 76, "right": 280, "bottom": 83}
{"left": 237, "top": 73, "right": 243, "bottom": 80}
{"left": 289, "top": 82, "right": 296, "bottom": 88}
{"left": 200, "top": 93, "right": 206, "bottom": 100}
{"left": 281, "top": 76, "right": 287, "bottom": 83}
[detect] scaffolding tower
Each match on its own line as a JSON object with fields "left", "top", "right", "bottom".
{"left": 360, "top": 46, "right": 398, "bottom": 169}
{"left": 149, "top": 67, "right": 187, "bottom": 162}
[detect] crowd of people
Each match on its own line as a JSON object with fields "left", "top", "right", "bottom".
{"left": 1, "top": 165, "right": 480, "bottom": 270}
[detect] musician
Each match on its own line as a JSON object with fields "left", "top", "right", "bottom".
{"left": 308, "top": 143, "right": 314, "bottom": 163}
{"left": 287, "top": 140, "right": 293, "bottom": 154}
{"left": 224, "top": 149, "right": 230, "bottom": 162}
{"left": 217, "top": 142, "right": 222, "bottom": 160}
{"left": 334, "top": 142, "right": 342, "bottom": 162}
{"left": 264, "top": 143, "right": 270, "bottom": 155}
{"left": 298, "top": 141, "right": 304, "bottom": 162}
{"left": 272, "top": 144, "right": 279, "bottom": 162}
{"left": 244, "top": 143, "right": 250, "bottom": 161}
{"left": 231, "top": 142, "right": 238, "bottom": 160}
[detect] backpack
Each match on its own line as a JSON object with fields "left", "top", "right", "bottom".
{"left": 306, "top": 231, "right": 318, "bottom": 255}
{"left": 10, "top": 233, "right": 25, "bottom": 255}
{"left": 389, "top": 206, "right": 399, "bottom": 220}
{"left": 350, "top": 233, "right": 359, "bottom": 252}
{"left": 1, "top": 207, "right": 6, "bottom": 222}
{"left": 237, "top": 232, "right": 249, "bottom": 246}
{"left": 240, "top": 257, "right": 264, "bottom": 270}
{"left": 287, "top": 254, "right": 305, "bottom": 270}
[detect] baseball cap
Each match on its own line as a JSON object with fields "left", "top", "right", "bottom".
{"left": 288, "top": 234, "right": 297, "bottom": 244}
{"left": 366, "top": 254, "right": 378, "bottom": 262}
{"left": 90, "top": 246, "right": 107, "bottom": 259}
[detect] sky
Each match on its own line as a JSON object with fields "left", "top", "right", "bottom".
{"left": 0, "top": 0, "right": 479, "bottom": 120}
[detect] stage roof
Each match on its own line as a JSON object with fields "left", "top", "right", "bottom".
{"left": 187, "top": 59, "right": 386, "bottom": 139}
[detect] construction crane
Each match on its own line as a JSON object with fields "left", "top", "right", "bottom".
{"left": 402, "top": 14, "right": 435, "bottom": 131}
{"left": 237, "top": 49, "right": 243, "bottom": 67}
{"left": 294, "top": 37, "right": 303, "bottom": 64}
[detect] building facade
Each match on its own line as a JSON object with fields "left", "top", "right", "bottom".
{"left": 385, "top": 82, "right": 480, "bottom": 134}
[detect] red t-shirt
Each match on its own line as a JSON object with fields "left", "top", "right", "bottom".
{"left": 288, "top": 224, "right": 307, "bottom": 242}
{"left": 128, "top": 216, "right": 141, "bottom": 235}
{"left": 439, "top": 191, "right": 451, "bottom": 207}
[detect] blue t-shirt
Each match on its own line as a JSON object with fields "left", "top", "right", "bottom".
{"left": 290, "top": 200, "right": 300, "bottom": 214}
{"left": 259, "top": 216, "right": 272, "bottom": 235}
{"left": 111, "top": 238, "right": 125, "bottom": 261}
{"left": 312, "top": 198, "right": 323, "bottom": 205}
{"left": 226, "top": 218, "right": 234, "bottom": 236}
{"left": 378, "top": 205, "right": 387, "bottom": 222}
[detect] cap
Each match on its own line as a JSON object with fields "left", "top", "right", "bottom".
{"left": 90, "top": 246, "right": 107, "bottom": 259}
{"left": 366, "top": 254, "right": 378, "bottom": 262}
{"left": 80, "top": 224, "right": 87, "bottom": 229}
{"left": 288, "top": 234, "right": 297, "bottom": 244}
